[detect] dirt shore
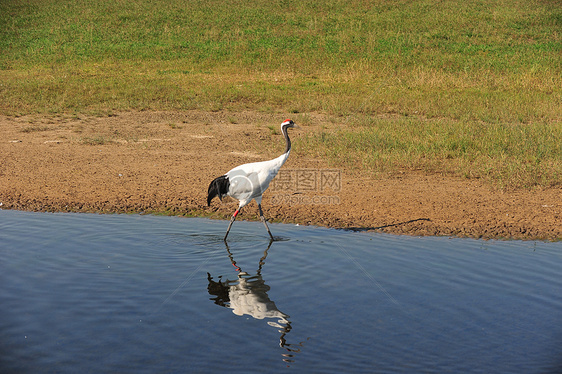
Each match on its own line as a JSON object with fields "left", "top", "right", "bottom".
{"left": 1, "top": 111, "right": 560, "bottom": 240}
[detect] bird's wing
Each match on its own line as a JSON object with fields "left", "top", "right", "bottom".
{"left": 229, "top": 154, "right": 288, "bottom": 183}
{"left": 227, "top": 170, "right": 262, "bottom": 202}
{"left": 225, "top": 152, "right": 290, "bottom": 204}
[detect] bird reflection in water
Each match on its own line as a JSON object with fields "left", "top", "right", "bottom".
{"left": 207, "top": 241, "right": 309, "bottom": 365}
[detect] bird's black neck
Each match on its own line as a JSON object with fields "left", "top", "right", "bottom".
{"left": 282, "top": 125, "right": 291, "bottom": 155}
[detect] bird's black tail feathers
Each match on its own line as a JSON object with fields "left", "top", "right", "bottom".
{"left": 207, "top": 175, "right": 230, "bottom": 206}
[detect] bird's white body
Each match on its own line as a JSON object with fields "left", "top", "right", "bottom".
{"left": 225, "top": 151, "right": 290, "bottom": 209}
{"left": 207, "top": 119, "right": 297, "bottom": 240}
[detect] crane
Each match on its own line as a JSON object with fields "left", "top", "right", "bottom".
{"left": 207, "top": 119, "right": 298, "bottom": 241}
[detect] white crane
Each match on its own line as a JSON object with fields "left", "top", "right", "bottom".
{"left": 207, "top": 119, "right": 298, "bottom": 241}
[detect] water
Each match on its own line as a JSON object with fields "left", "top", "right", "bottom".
{"left": 1, "top": 210, "right": 561, "bottom": 374}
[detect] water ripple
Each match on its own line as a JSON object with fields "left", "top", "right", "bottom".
{"left": 1, "top": 211, "right": 561, "bottom": 374}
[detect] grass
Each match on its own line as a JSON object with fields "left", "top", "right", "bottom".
{"left": 1, "top": 0, "right": 561, "bottom": 188}
{"left": 21, "top": 125, "right": 51, "bottom": 133}
{"left": 80, "top": 135, "right": 113, "bottom": 145}
{"left": 297, "top": 116, "right": 562, "bottom": 188}
{"left": 167, "top": 123, "right": 182, "bottom": 129}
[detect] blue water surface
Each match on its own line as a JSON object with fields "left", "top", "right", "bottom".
{"left": 1, "top": 210, "right": 561, "bottom": 373}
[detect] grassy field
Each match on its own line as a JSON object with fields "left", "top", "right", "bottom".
{"left": 1, "top": 0, "right": 561, "bottom": 188}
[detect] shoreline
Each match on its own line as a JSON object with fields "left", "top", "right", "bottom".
{"left": 1, "top": 111, "right": 560, "bottom": 241}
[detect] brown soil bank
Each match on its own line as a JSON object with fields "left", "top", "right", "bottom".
{"left": 1, "top": 111, "right": 560, "bottom": 241}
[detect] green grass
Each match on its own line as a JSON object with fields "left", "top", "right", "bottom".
{"left": 1, "top": 0, "right": 560, "bottom": 120}
{"left": 297, "top": 116, "right": 562, "bottom": 188}
{"left": 1, "top": 0, "right": 561, "bottom": 187}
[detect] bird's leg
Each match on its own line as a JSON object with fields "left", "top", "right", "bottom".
{"left": 258, "top": 204, "right": 274, "bottom": 240}
{"left": 224, "top": 209, "right": 240, "bottom": 241}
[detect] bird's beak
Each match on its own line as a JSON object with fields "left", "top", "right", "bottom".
{"left": 293, "top": 124, "right": 300, "bottom": 128}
